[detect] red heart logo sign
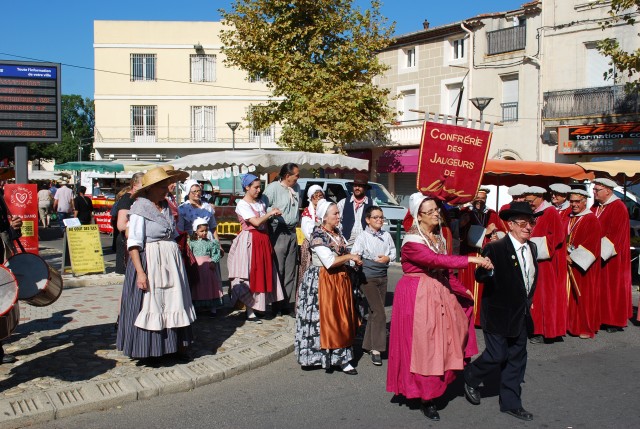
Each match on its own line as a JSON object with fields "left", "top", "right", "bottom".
{"left": 15, "top": 192, "right": 28, "bottom": 204}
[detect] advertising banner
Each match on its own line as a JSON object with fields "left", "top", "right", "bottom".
{"left": 417, "top": 121, "right": 492, "bottom": 205}
{"left": 4, "top": 183, "right": 39, "bottom": 254}
{"left": 558, "top": 123, "right": 640, "bottom": 154}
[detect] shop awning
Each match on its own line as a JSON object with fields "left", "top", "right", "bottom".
{"left": 54, "top": 161, "right": 124, "bottom": 173}
{"left": 577, "top": 160, "right": 640, "bottom": 182}
{"left": 482, "top": 159, "right": 594, "bottom": 186}
{"left": 377, "top": 149, "right": 419, "bottom": 173}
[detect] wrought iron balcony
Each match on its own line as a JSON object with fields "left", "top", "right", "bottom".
{"left": 501, "top": 102, "right": 518, "bottom": 122}
{"left": 487, "top": 25, "right": 526, "bottom": 55}
{"left": 542, "top": 85, "right": 640, "bottom": 119}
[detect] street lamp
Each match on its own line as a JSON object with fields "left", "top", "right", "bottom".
{"left": 470, "top": 97, "right": 493, "bottom": 123}
{"left": 226, "top": 121, "right": 240, "bottom": 194}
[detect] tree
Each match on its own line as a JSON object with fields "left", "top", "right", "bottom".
{"left": 597, "top": 0, "right": 640, "bottom": 91}
{"left": 29, "top": 95, "right": 95, "bottom": 164}
{"left": 220, "top": 0, "right": 396, "bottom": 152}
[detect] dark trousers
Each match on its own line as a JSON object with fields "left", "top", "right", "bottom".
{"left": 464, "top": 323, "right": 528, "bottom": 411}
{"left": 270, "top": 227, "right": 298, "bottom": 308}
{"left": 360, "top": 276, "right": 388, "bottom": 352}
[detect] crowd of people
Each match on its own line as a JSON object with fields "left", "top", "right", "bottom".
{"left": 9, "top": 164, "right": 637, "bottom": 423}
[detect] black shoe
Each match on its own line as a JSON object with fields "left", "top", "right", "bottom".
{"left": 1, "top": 354, "right": 16, "bottom": 364}
{"left": 371, "top": 353, "right": 382, "bottom": 366}
{"left": 529, "top": 335, "right": 544, "bottom": 344}
{"left": 503, "top": 407, "right": 533, "bottom": 421}
{"left": 463, "top": 382, "right": 481, "bottom": 405}
{"left": 606, "top": 326, "right": 620, "bottom": 333}
{"left": 421, "top": 401, "right": 440, "bottom": 421}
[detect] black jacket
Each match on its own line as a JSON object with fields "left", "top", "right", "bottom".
{"left": 475, "top": 234, "right": 538, "bottom": 337}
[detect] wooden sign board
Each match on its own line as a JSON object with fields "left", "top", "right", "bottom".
{"left": 65, "top": 225, "right": 105, "bottom": 276}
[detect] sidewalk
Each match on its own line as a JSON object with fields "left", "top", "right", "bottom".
{"left": 0, "top": 244, "right": 295, "bottom": 429}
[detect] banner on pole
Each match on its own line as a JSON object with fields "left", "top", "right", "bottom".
{"left": 417, "top": 121, "right": 492, "bottom": 205}
{"left": 4, "top": 183, "right": 39, "bottom": 254}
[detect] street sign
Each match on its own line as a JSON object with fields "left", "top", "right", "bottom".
{"left": 0, "top": 60, "right": 62, "bottom": 142}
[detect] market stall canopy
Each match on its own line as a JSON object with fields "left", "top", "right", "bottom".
{"left": 118, "top": 160, "right": 164, "bottom": 172}
{"left": 54, "top": 161, "right": 124, "bottom": 173}
{"left": 482, "top": 159, "right": 594, "bottom": 186}
{"left": 167, "top": 149, "right": 369, "bottom": 173}
{"left": 29, "top": 170, "right": 69, "bottom": 181}
{"left": 577, "top": 160, "right": 640, "bottom": 183}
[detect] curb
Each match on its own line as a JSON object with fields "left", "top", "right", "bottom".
{"left": 61, "top": 273, "right": 124, "bottom": 289}
{"left": 0, "top": 315, "right": 295, "bottom": 428}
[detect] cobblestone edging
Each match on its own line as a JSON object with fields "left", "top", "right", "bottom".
{"left": 0, "top": 314, "right": 295, "bottom": 429}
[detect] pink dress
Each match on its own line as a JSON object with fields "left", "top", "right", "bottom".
{"left": 386, "top": 235, "right": 477, "bottom": 401}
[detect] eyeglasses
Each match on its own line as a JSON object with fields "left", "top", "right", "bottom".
{"left": 568, "top": 199, "right": 584, "bottom": 204}
{"left": 593, "top": 188, "right": 606, "bottom": 193}
{"left": 369, "top": 215, "right": 385, "bottom": 220}
{"left": 511, "top": 219, "right": 536, "bottom": 228}
{"left": 524, "top": 196, "right": 540, "bottom": 204}
{"left": 190, "top": 190, "right": 202, "bottom": 194}
{"left": 419, "top": 208, "right": 441, "bottom": 216}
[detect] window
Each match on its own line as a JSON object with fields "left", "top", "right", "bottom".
{"left": 248, "top": 106, "right": 275, "bottom": 145}
{"left": 399, "top": 89, "right": 418, "bottom": 123}
{"left": 130, "top": 54, "right": 156, "bottom": 81}
{"left": 585, "top": 44, "right": 613, "bottom": 87}
{"left": 190, "top": 54, "right": 216, "bottom": 82}
{"left": 191, "top": 106, "right": 216, "bottom": 142}
{"left": 443, "top": 82, "right": 466, "bottom": 118}
{"left": 501, "top": 75, "right": 519, "bottom": 122}
{"left": 452, "top": 38, "right": 465, "bottom": 60}
{"left": 130, "top": 106, "right": 157, "bottom": 142}
{"left": 399, "top": 46, "right": 417, "bottom": 71}
{"left": 249, "top": 72, "right": 266, "bottom": 83}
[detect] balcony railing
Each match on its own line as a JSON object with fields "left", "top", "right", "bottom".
{"left": 501, "top": 102, "right": 518, "bottom": 122}
{"left": 95, "top": 125, "right": 282, "bottom": 145}
{"left": 542, "top": 85, "right": 640, "bottom": 119}
{"left": 487, "top": 25, "right": 526, "bottom": 55}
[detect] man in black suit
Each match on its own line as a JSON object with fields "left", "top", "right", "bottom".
{"left": 462, "top": 201, "right": 541, "bottom": 421}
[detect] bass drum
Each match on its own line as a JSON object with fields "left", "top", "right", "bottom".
{"left": 6, "top": 253, "right": 63, "bottom": 307}
{"left": 0, "top": 264, "right": 19, "bottom": 340}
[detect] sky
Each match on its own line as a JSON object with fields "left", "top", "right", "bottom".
{"left": 0, "top": 0, "right": 525, "bottom": 98}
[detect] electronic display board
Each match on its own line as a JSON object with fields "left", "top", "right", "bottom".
{"left": 0, "top": 60, "right": 62, "bottom": 142}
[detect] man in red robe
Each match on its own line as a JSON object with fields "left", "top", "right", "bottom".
{"left": 524, "top": 186, "right": 566, "bottom": 343}
{"left": 591, "top": 178, "right": 632, "bottom": 332}
{"left": 499, "top": 184, "right": 527, "bottom": 213}
{"left": 549, "top": 183, "right": 571, "bottom": 220}
{"left": 565, "top": 189, "right": 601, "bottom": 338}
{"left": 458, "top": 188, "right": 507, "bottom": 326}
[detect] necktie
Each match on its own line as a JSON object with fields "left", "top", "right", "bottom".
{"left": 521, "top": 245, "right": 530, "bottom": 294}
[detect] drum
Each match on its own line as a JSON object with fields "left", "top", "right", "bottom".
{"left": 6, "top": 253, "right": 63, "bottom": 307}
{"left": 0, "top": 265, "right": 19, "bottom": 340}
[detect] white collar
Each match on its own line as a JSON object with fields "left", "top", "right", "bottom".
{"left": 601, "top": 193, "right": 619, "bottom": 206}
{"left": 570, "top": 208, "right": 591, "bottom": 218}
{"left": 508, "top": 232, "right": 528, "bottom": 252}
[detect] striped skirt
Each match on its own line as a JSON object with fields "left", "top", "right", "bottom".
{"left": 116, "top": 249, "right": 193, "bottom": 358}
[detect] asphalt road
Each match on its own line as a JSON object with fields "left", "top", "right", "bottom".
{"left": 22, "top": 246, "right": 640, "bottom": 429}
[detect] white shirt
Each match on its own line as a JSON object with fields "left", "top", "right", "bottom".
{"left": 508, "top": 232, "right": 535, "bottom": 294}
{"left": 337, "top": 195, "right": 369, "bottom": 247}
{"left": 54, "top": 186, "right": 74, "bottom": 213}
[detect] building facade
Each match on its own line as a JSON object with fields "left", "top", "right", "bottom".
{"left": 93, "top": 21, "right": 281, "bottom": 162}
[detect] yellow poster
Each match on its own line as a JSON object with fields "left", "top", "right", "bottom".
{"left": 66, "top": 225, "right": 105, "bottom": 275}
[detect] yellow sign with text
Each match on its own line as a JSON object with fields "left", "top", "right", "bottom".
{"left": 66, "top": 225, "right": 105, "bottom": 275}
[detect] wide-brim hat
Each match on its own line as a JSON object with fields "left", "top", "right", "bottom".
{"left": 132, "top": 166, "right": 188, "bottom": 198}
{"left": 499, "top": 201, "right": 544, "bottom": 221}
{"left": 351, "top": 174, "right": 371, "bottom": 189}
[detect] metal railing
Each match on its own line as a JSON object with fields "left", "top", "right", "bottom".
{"left": 542, "top": 85, "right": 640, "bottom": 119}
{"left": 95, "top": 125, "right": 282, "bottom": 144}
{"left": 487, "top": 25, "right": 526, "bottom": 55}
{"left": 501, "top": 102, "right": 519, "bottom": 122}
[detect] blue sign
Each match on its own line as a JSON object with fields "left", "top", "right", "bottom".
{"left": 0, "top": 64, "right": 57, "bottom": 79}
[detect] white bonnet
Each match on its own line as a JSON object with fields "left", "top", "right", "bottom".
{"left": 316, "top": 199, "right": 334, "bottom": 220}
{"left": 307, "top": 185, "right": 324, "bottom": 201}
{"left": 192, "top": 217, "right": 209, "bottom": 231}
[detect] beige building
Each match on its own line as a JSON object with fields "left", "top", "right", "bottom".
{"left": 93, "top": 20, "right": 280, "bottom": 162}
{"left": 357, "top": 0, "right": 639, "bottom": 205}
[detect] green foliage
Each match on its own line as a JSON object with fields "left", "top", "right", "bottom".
{"left": 220, "top": 0, "right": 396, "bottom": 152}
{"left": 597, "top": 0, "right": 640, "bottom": 91}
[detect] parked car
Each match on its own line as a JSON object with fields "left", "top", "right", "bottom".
{"left": 296, "top": 178, "right": 407, "bottom": 236}
{"left": 211, "top": 193, "right": 243, "bottom": 239}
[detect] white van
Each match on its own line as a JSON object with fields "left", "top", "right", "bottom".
{"left": 297, "top": 178, "right": 407, "bottom": 236}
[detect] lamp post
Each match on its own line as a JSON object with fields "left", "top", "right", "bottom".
{"left": 470, "top": 97, "right": 493, "bottom": 123}
{"left": 226, "top": 121, "right": 240, "bottom": 194}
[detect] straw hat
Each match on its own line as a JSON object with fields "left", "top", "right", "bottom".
{"left": 132, "top": 167, "right": 188, "bottom": 198}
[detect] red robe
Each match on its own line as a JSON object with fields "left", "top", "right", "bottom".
{"left": 565, "top": 211, "right": 601, "bottom": 337}
{"left": 592, "top": 198, "right": 633, "bottom": 327}
{"left": 457, "top": 207, "right": 506, "bottom": 326}
{"left": 529, "top": 203, "right": 567, "bottom": 338}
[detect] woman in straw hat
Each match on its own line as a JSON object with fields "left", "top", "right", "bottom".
{"left": 386, "top": 193, "right": 492, "bottom": 421}
{"left": 116, "top": 167, "right": 197, "bottom": 362}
